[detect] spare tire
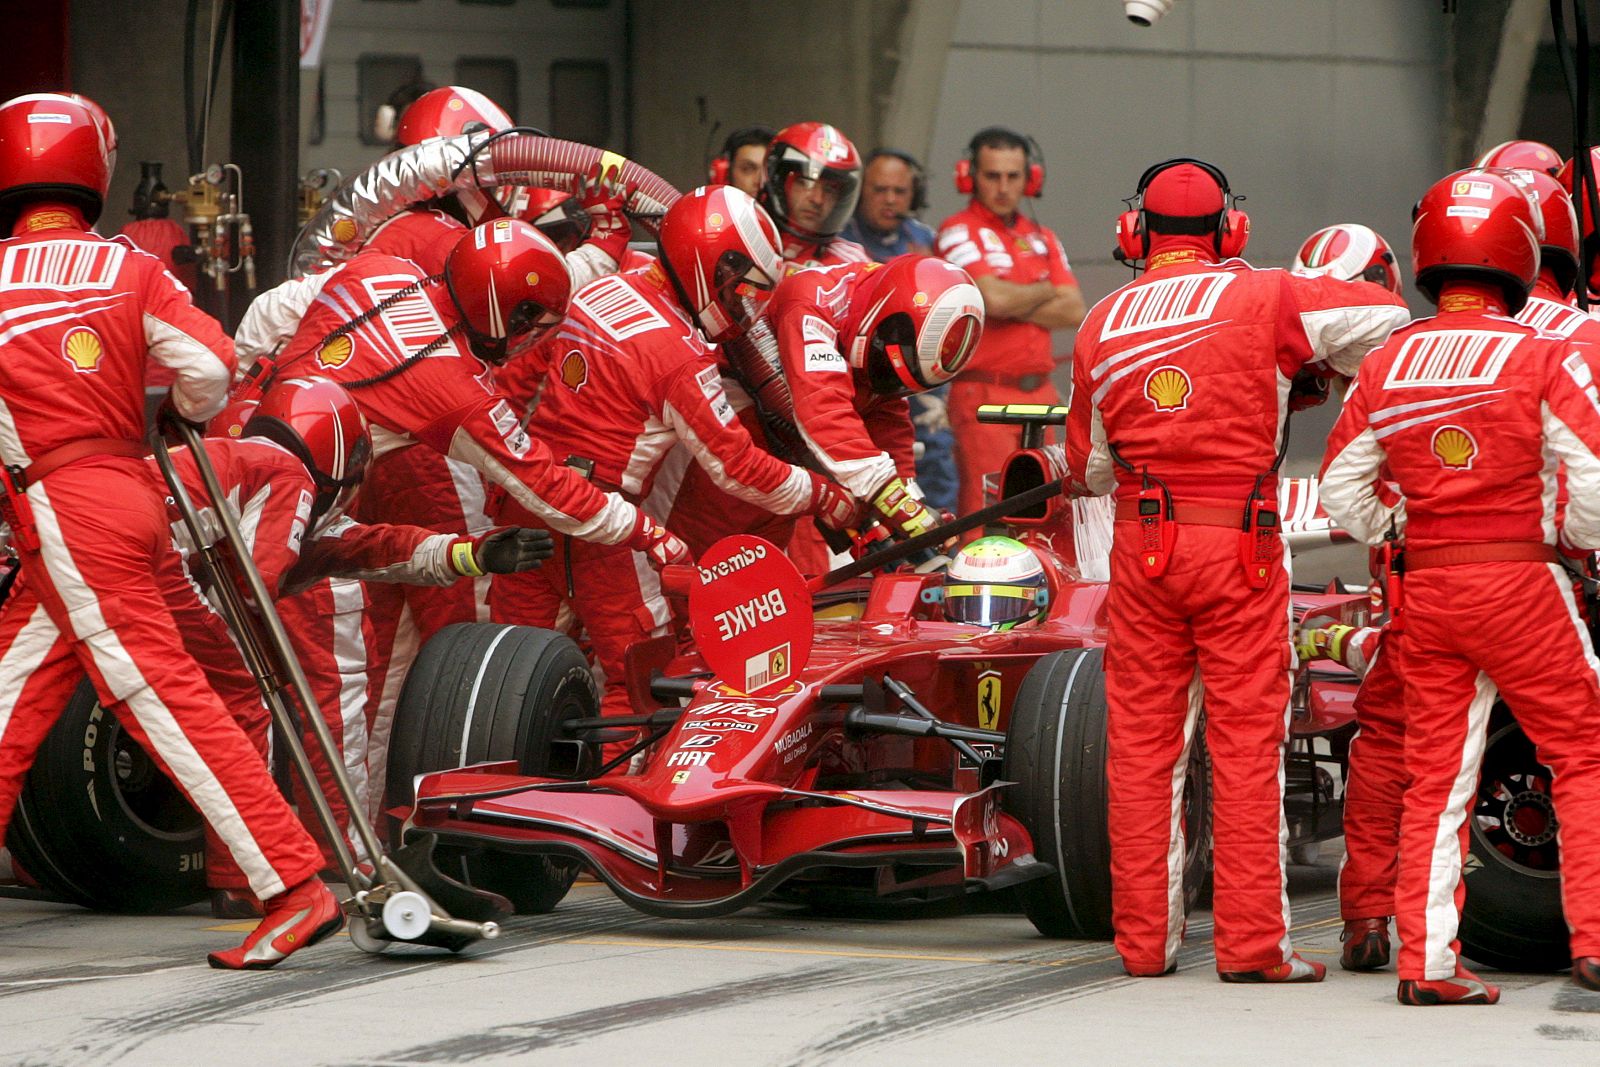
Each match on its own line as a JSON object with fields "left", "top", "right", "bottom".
{"left": 386, "top": 622, "right": 596, "bottom": 914}
{"left": 1003, "top": 647, "right": 1212, "bottom": 939}
{"left": 6, "top": 677, "right": 205, "bottom": 912}
{"left": 1459, "top": 707, "right": 1569, "bottom": 971}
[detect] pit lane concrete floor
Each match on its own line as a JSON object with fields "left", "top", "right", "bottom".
{"left": 0, "top": 856, "right": 1595, "bottom": 1067}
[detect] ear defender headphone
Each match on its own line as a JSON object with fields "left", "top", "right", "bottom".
{"left": 709, "top": 125, "right": 776, "bottom": 186}
{"left": 955, "top": 127, "right": 1045, "bottom": 198}
{"left": 1114, "top": 157, "right": 1249, "bottom": 265}
{"left": 709, "top": 155, "right": 730, "bottom": 185}
{"left": 867, "top": 149, "right": 928, "bottom": 213}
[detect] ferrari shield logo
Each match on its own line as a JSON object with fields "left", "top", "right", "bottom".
{"left": 977, "top": 670, "right": 1002, "bottom": 730}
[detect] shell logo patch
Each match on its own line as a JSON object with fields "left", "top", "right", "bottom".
{"left": 1144, "top": 365, "right": 1192, "bottom": 411}
{"left": 912, "top": 291, "right": 929, "bottom": 307}
{"left": 447, "top": 98, "right": 464, "bottom": 112}
{"left": 60, "top": 327, "right": 103, "bottom": 373}
{"left": 331, "top": 218, "right": 357, "bottom": 243}
{"left": 707, "top": 212, "right": 724, "bottom": 230}
{"left": 524, "top": 271, "right": 540, "bottom": 286}
{"left": 318, "top": 335, "right": 354, "bottom": 368}
{"left": 561, "top": 350, "right": 588, "bottom": 390}
{"left": 1432, "top": 424, "right": 1478, "bottom": 470}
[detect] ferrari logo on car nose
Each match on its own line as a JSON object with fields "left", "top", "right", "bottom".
{"left": 977, "top": 670, "right": 1002, "bottom": 730}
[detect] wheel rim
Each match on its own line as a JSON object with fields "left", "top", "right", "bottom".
{"left": 109, "top": 717, "right": 204, "bottom": 843}
{"left": 1472, "top": 721, "right": 1560, "bottom": 879}
{"left": 1181, "top": 734, "right": 1211, "bottom": 893}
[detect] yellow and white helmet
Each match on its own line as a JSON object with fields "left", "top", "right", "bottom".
{"left": 943, "top": 536, "right": 1047, "bottom": 627}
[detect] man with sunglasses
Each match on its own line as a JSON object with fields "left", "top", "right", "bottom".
{"left": 487, "top": 187, "right": 857, "bottom": 729}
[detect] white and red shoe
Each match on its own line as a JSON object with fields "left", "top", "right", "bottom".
{"left": 1397, "top": 966, "right": 1501, "bottom": 1005}
{"left": 207, "top": 877, "right": 343, "bottom": 971}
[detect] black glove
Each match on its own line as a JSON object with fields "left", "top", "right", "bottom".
{"left": 472, "top": 527, "right": 555, "bottom": 574}
{"left": 154, "top": 396, "right": 205, "bottom": 443}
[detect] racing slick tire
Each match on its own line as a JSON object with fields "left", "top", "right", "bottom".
{"left": 1003, "top": 647, "right": 1212, "bottom": 939}
{"left": 386, "top": 623, "right": 596, "bottom": 914}
{"left": 1459, "top": 706, "right": 1569, "bottom": 972}
{"left": 5, "top": 677, "right": 206, "bottom": 913}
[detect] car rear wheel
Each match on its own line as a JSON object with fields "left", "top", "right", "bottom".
{"left": 1003, "top": 647, "right": 1212, "bottom": 939}
{"left": 6, "top": 678, "right": 206, "bottom": 912}
{"left": 386, "top": 622, "right": 595, "bottom": 914}
{"left": 1460, "top": 707, "right": 1569, "bottom": 972}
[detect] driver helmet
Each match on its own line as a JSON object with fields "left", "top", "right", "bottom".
{"left": 943, "top": 536, "right": 1047, "bottom": 628}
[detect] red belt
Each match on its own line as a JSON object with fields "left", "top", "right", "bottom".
{"left": 18, "top": 438, "right": 147, "bottom": 489}
{"left": 1404, "top": 541, "right": 1558, "bottom": 571}
{"left": 1114, "top": 499, "right": 1241, "bottom": 528}
{"left": 956, "top": 370, "right": 1052, "bottom": 391}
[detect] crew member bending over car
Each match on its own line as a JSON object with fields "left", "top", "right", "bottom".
{"left": 1064, "top": 158, "right": 1408, "bottom": 982}
{"left": 1321, "top": 168, "right": 1600, "bottom": 1004}
{"left": 488, "top": 186, "right": 856, "bottom": 726}
{"left": 0, "top": 92, "right": 336, "bottom": 970}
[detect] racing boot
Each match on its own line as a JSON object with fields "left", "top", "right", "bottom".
{"left": 1396, "top": 966, "right": 1500, "bottom": 1005}
{"left": 1574, "top": 957, "right": 1600, "bottom": 991}
{"left": 1339, "top": 917, "right": 1391, "bottom": 971}
{"left": 1219, "top": 952, "right": 1326, "bottom": 984}
{"left": 207, "top": 877, "right": 343, "bottom": 971}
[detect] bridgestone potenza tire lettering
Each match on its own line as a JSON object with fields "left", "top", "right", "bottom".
{"left": 1003, "top": 647, "right": 1212, "bottom": 939}
{"left": 6, "top": 677, "right": 206, "bottom": 912}
{"left": 386, "top": 623, "right": 595, "bottom": 914}
{"left": 1459, "top": 705, "right": 1569, "bottom": 972}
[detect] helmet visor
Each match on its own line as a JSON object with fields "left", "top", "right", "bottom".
{"left": 935, "top": 310, "right": 983, "bottom": 380}
{"left": 778, "top": 167, "right": 860, "bottom": 238}
{"left": 505, "top": 299, "right": 564, "bottom": 360}
{"left": 713, "top": 249, "right": 777, "bottom": 333}
{"left": 942, "top": 582, "right": 1041, "bottom": 626}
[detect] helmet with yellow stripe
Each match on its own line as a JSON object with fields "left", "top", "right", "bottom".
{"left": 943, "top": 536, "right": 1047, "bottom": 628}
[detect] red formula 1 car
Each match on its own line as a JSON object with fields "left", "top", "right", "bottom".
{"left": 385, "top": 410, "right": 1373, "bottom": 940}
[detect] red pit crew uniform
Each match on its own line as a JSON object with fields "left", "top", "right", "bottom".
{"left": 490, "top": 269, "right": 817, "bottom": 717}
{"left": 151, "top": 436, "right": 483, "bottom": 889}
{"left": 938, "top": 201, "right": 1075, "bottom": 515}
{"left": 652, "top": 263, "right": 918, "bottom": 571}
{"left": 1066, "top": 254, "right": 1406, "bottom": 975}
{"left": 268, "top": 252, "right": 643, "bottom": 813}
{"left": 0, "top": 222, "right": 323, "bottom": 903}
{"left": 1321, "top": 308, "right": 1600, "bottom": 983}
{"left": 1333, "top": 279, "right": 1600, "bottom": 929}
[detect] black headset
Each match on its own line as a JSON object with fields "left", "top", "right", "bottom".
{"left": 864, "top": 148, "right": 928, "bottom": 213}
{"left": 1115, "top": 157, "right": 1247, "bottom": 263}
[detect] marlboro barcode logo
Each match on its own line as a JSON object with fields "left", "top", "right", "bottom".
{"left": 1101, "top": 272, "right": 1233, "bottom": 339}
{"left": 2, "top": 240, "right": 124, "bottom": 290}
{"left": 1383, "top": 331, "right": 1517, "bottom": 389}
{"left": 578, "top": 275, "right": 668, "bottom": 341}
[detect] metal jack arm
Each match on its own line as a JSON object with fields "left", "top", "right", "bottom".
{"left": 150, "top": 422, "right": 506, "bottom": 952}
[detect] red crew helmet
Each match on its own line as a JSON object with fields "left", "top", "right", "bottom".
{"left": 445, "top": 218, "right": 572, "bottom": 364}
{"left": 1292, "top": 224, "right": 1402, "bottom": 294}
{"left": 1411, "top": 168, "right": 1542, "bottom": 312}
{"left": 516, "top": 187, "right": 589, "bottom": 254}
{"left": 394, "top": 86, "right": 513, "bottom": 147}
{"left": 1476, "top": 139, "right": 1562, "bottom": 177}
{"left": 760, "top": 121, "right": 862, "bottom": 242}
{"left": 0, "top": 92, "right": 117, "bottom": 231}
{"left": 243, "top": 378, "right": 372, "bottom": 531}
{"left": 1558, "top": 148, "right": 1600, "bottom": 293}
{"left": 1500, "top": 167, "right": 1580, "bottom": 296}
{"left": 842, "top": 255, "right": 985, "bottom": 396}
{"left": 657, "top": 185, "right": 784, "bottom": 343}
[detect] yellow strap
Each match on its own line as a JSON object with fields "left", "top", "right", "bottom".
{"left": 450, "top": 539, "right": 484, "bottom": 577}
